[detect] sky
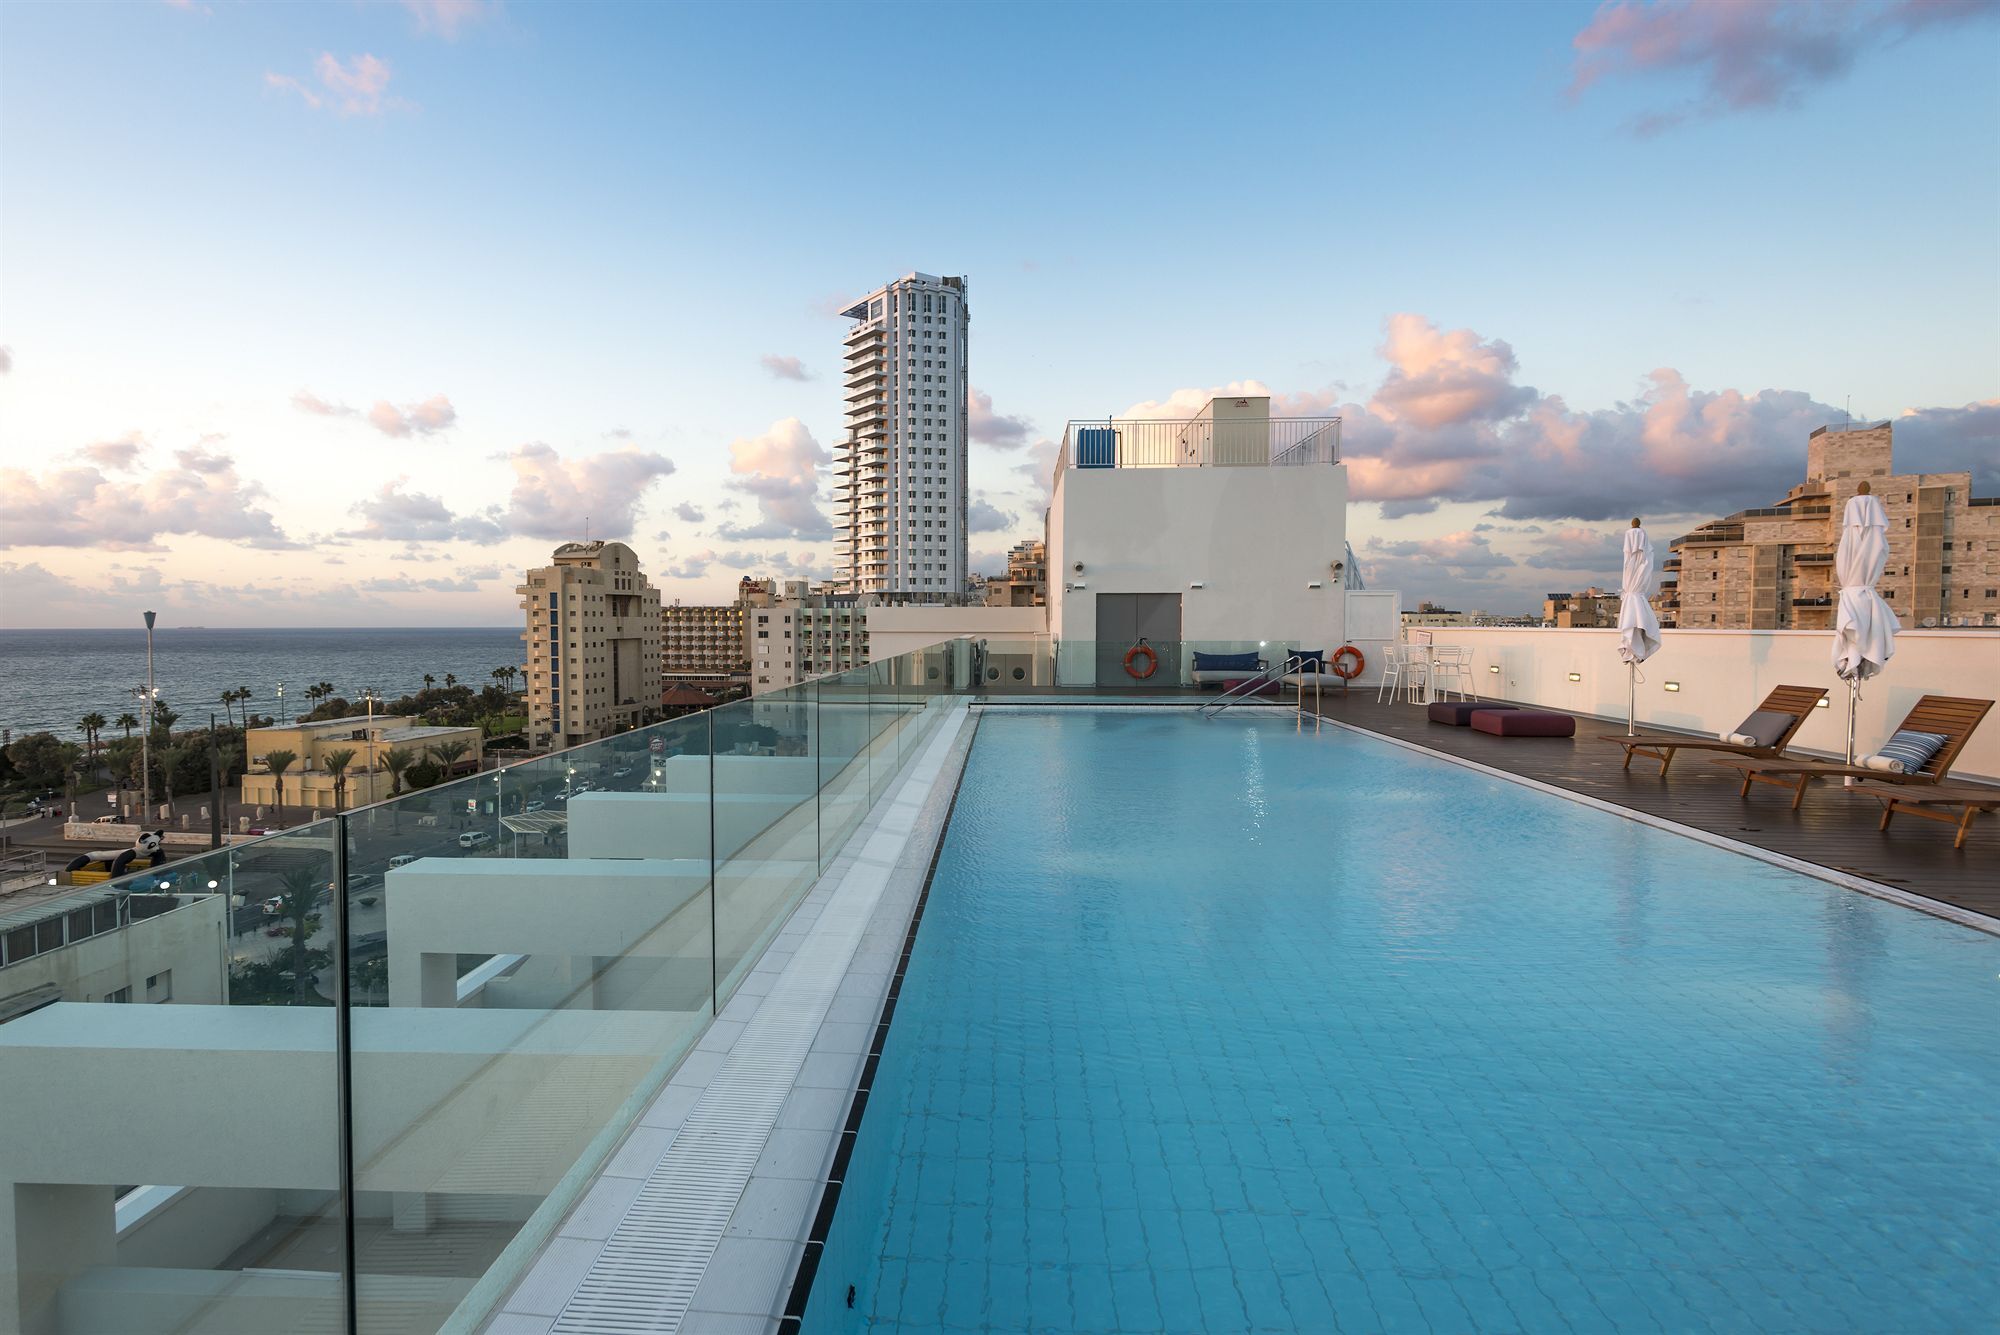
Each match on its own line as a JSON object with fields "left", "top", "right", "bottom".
{"left": 1, "top": 0, "right": 1995, "bottom": 628}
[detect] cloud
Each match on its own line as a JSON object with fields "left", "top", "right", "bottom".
{"left": 367, "top": 394, "right": 457, "bottom": 438}
{"left": 968, "top": 498, "right": 1015, "bottom": 533}
{"left": 673, "top": 501, "right": 705, "bottom": 523}
{"left": 1568, "top": 0, "right": 2000, "bottom": 134}
{"left": 1521, "top": 525, "right": 1628, "bottom": 571}
{"left": 968, "top": 388, "right": 1032, "bottom": 447}
{"left": 81, "top": 436, "right": 146, "bottom": 470}
{"left": 0, "top": 447, "right": 299, "bottom": 551}
{"left": 347, "top": 481, "right": 505, "bottom": 543}
{"left": 399, "top": 0, "right": 496, "bottom": 39}
{"left": 661, "top": 549, "right": 717, "bottom": 580}
{"left": 296, "top": 389, "right": 456, "bottom": 437}
{"left": 1013, "top": 438, "right": 1062, "bottom": 505}
{"left": 358, "top": 574, "right": 484, "bottom": 594}
{"left": 759, "top": 354, "right": 811, "bottom": 381}
{"left": 1366, "top": 531, "right": 1516, "bottom": 575}
{"left": 0, "top": 346, "right": 11, "bottom": 374}
{"left": 714, "top": 418, "right": 833, "bottom": 540}
{"left": 266, "top": 53, "right": 403, "bottom": 117}
{"left": 499, "top": 442, "right": 677, "bottom": 540}
{"left": 1894, "top": 399, "right": 2000, "bottom": 492}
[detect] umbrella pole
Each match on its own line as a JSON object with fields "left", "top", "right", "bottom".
{"left": 1627, "top": 662, "right": 1637, "bottom": 737}
{"left": 1845, "top": 677, "right": 1859, "bottom": 766}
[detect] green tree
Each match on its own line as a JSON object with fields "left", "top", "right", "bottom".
{"left": 443, "top": 673, "right": 457, "bottom": 689}
{"left": 150, "top": 704, "right": 179, "bottom": 740}
{"left": 263, "top": 749, "right": 297, "bottom": 829}
{"left": 154, "top": 744, "right": 189, "bottom": 818}
{"left": 6, "top": 733, "right": 80, "bottom": 791}
{"left": 78, "top": 713, "right": 107, "bottom": 765}
{"left": 323, "top": 747, "right": 356, "bottom": 813}
{"left": 428, "top": 740, "right": 471, "bottom": 776}
{"left": 423, "top": 674, "right": 436, "bottom": 690}
{"left": 274, "top": 865, "right": 327, "bottom": 1003}
{"left": 115, "top": 712, "right": 140, "bottom": 739}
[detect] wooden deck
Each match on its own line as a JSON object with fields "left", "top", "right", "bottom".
{"left": 1307, "top": 690, "right": 2000, "bottom": 923}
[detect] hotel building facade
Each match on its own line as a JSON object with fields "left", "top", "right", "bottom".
{"left": 833, "top": 272, "right": 969, "bottom": 600}
{"left": 517, "top": 541, "right": 662, "bottom": 749}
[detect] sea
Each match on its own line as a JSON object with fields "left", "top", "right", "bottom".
{"left": 0, "top": 627, "right": 524, "bottom": 743}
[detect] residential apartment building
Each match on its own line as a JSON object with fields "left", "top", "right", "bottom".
{"left": 748, "top": 596, "right": 870, "bottom": 692}
{"left": 834, "top": 272, "right": 969, "bottom": 600}
{"left": 983, "top": 538, "right": 1047, "bottom": 607}
{"left": 1544, "top": 587, "right": 1620, "bottom": 628}
{"left": 517, "top": 541, "right": 662, "bottom": 749}
{"left": 240, "top": 717, "right": 484, "bottom": 809}
{"left": 1657, "top": 421, "right": 2000, "bottom": 629}
{"left": 661, "top": 600, "right": 748, "bottom": 683}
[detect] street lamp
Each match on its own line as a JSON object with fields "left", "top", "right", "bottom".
{"left": 139, "top": 611, "right": 158, "bottom": 818}
{"left": 276, "top": 681, "right": 286, "bottom": 724}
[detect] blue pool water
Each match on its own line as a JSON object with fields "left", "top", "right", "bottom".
{"left": 803, "top": 710, "right": 2000, "bottom": 1333}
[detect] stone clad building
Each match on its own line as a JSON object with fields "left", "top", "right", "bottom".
{"left": 1658, "top": 421, "right": 2000, "bottom": 629}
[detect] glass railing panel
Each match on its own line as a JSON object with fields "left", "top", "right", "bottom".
{"left": 0, "top": 826, "right": 346, "bottom": 1334}
{"left": 817, "top": 669, "right": 872, "bottom": 872}
{"left": 966, "top": 637, "right": 1056, "bottom": 692}
{"left": 867, "top": 656, "right": 901, "bottom": 804}
{"left": 711, "top": 686, "right": 820, "bottom": 1003}
{"left": 344, "top": 714, "right": 714, "bottom": 1334}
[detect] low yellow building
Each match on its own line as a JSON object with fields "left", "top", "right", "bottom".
{"left": 240, "top": 715, "right": 484, "bottom": 812}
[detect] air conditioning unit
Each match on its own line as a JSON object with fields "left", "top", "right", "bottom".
{"left": 981, "top": 651, "right": 1040, "bottom": 688}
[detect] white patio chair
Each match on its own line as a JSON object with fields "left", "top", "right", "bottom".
{"left": 1402, "top": 647, "right": 1432, "bottom": 704}
{"left": 1375, "top": 645, "right": 1406, "bottom": 703}
{"left": 1432, "top": 646, "right": 1475, "bottom": 701}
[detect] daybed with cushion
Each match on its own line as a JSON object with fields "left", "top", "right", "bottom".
{"left": 1430, "top": 702, "right": 1516, "bottom": 726}
{"left": 1470, "top": 709, "right": 1575, "bottom": 738}
{"left": 1191, "top": 650, "right": 1268, "bottom": 686}
{"left": 1282, "top": 649, "right": 1350, "bottom": 690}
{"left": 1598, "top": 684, "right": 1828, "bottom": 775}
{"left": 1715, "top": 694, "right": 1992, "bottom": 810}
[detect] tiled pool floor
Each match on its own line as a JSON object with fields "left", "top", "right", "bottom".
{"left": 801, "top": 710, "right": 2000, "bottom": 1333}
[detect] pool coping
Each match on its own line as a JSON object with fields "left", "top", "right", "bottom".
{"left": 477, "top": 700, "right": 981, "bottom": 1335}
{"left": 1313, "top": 714, "right": 2000, "bottom": 937}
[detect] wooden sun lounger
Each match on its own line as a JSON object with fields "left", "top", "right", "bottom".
{"left": 1854, "top": 780, "right": 2000, "bottom": 849}
{"left": 1714, "top": 695, "right": 1993, "bottom": 810}
{"left": 1598, "top": 684, "right": 1828, "bottom": 775}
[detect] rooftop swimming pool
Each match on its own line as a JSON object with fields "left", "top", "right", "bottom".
{"left": 801, "top": 708, "right": 1999, "bottom": 1333}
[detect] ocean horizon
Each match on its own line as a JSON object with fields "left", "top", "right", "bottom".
{"left": 0, "top": 626, "right": 527, "bottom": 742}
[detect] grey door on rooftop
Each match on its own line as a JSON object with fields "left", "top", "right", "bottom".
{"left": 1095, "top": 593, "right": 1181, "bottom": 688}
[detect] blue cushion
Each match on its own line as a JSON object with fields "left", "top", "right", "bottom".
{"left": 1290, "top": 649, "right": 1326, "bottom": 672}
{"left": 1872, "top": 729, "right": 1949, "bottom": 775}
{"left": 1192, "top": 651, "right": 1260, "bottom": 672}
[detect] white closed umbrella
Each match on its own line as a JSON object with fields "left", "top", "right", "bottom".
{"left": 1831, "top": 483, "right": 1900, "bottom": 763}
{"left": 1616, "top": 520, "right": 1661, "bottom": 736}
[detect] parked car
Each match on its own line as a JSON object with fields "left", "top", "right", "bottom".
{"left": 457, "top": 831, "right": 493, "bottom": 850}
{"left": 260, "top": 896, "right": 286, "bottom": 916}
{"left": 523, "top": 800, "right": 545, "bottom": 813}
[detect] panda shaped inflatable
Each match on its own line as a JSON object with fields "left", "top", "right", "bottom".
{"left": 63, "top": 830, "right": 171, "bottom": 882}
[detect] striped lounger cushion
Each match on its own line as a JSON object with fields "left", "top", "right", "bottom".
{"left": 1868, "top": 729, "right": 1950, "bottom": 774}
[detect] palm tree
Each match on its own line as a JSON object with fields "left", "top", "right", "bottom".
{"left": 150, "top": 704, "right": 179, "bottom": 739}
{"left": 428, "top": 740, "right": 470, "bottom": 777}
{"left": 156, "top": 744, "right": 188, "bottom": 817}
{"left": 263, "top": 749, "right": 297, "bottom": 829}
{"left": 322, "top": 747, "right": 356, "bottom": 813}
{"left": 315, "top": 681, "right": 335, "bottom": 705}
{"left": 443, "top": 673, "right": 458, "bottom": 690}
{"left": 422, "top": 673, "right": 436, "bottom": 691}
{"left": 116, "top": 712, "right": 139, "bottom": 739}
{"left": 302, "top": 684, "right": 326, "bottom": 710}
{"left": 219, "top": 689, "right": 236, "bottom": 730}
{"left": 382, "top": 746, "right": 416, "bottom": 831}
{"left": 273, "top": 865, "right": 326, "bottom": 1003}
{"left": 78, "top": 713, "right": 106, "bottom": 765}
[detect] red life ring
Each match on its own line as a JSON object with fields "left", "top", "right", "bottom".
{"left": 1123, "top": 642, "right": 1159, "bottom": 679}
{"left": 1330, "top": 645, "right": 1365, "bottom": 680}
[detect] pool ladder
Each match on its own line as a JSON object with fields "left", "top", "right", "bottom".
{"left": 1199, "top": 654, "right": 1321, "bottom": 727}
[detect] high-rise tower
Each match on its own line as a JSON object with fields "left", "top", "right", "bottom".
{"left": 833, "top": 272, "right": 968, "bottom": 600}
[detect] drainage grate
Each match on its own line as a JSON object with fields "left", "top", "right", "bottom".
{"left": 546, "top": 707, "right": 968, "bottom": 1334}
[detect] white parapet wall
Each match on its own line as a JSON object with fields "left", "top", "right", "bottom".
{"left": 1422, "top": 627, "right": 2000, "bottom": 782}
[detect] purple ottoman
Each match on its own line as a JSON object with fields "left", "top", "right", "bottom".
{"left": 1470, "top": 709, "right": 1575, "bottom": 738}
{"left": 1428, "top": 701, "right": 1517, "bottom": 726}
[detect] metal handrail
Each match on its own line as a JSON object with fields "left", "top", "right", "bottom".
{"left": 1199, "top": 656, "right": 1283, "bottom": 719}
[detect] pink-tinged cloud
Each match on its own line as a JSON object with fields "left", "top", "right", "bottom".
{"left": 499, "top": 443, "right": 677, "bottom": 541}
{"left": 1128, "top": 313, "right": 1997, "bottom": 525}
{"left": 0, "top": 346, "right": 12, "bottom": 374}
{"left": 759, "top": 354, "right": 811, "bottom": 381}
{"left": 716, "top": 418, "right": 833, "bottom": 540}
{"left": 367, "top": 394, "right": 457, "bottom": 438}
{"left": 1569, "top": 0, "right": 1999, "bottom": 134}
{"left": 968, "top": 388, "right": 1032, "bottom": 447}
{"left": 1, "top": 448, "right": 298, "bottom": 551}
{"left": 80, "top": 436, "right": 146, "bottom": 471}
{"left": 267, "top": 53, "right": 404, "bottom": 117}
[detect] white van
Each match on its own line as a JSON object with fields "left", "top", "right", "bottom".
{"left": 457, "top": 832, "right": 493, "bottom": 850}
{"left": 387, "top": 854, "right": 419, "bottom": 869}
